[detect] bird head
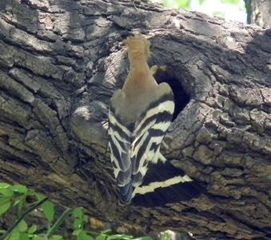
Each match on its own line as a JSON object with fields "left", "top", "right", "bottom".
{"left": 124, "top": 34, "right": 151, "bottom": 61}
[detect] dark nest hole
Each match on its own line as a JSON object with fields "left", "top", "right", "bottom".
{"left": 153, "top": 68, "right": 190, "bottom": 120}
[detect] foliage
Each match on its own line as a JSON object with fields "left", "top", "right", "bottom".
{"left": 161, "top": 0, "right": 243, "bottom": 10}
{"left": 151, "top": 0, "right": 246, "bottom": 22}
{"left": 0, "top": 183, "right": 152, "bottom": 240}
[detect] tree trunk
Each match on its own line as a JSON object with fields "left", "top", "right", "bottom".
{"left": 0, "top": 0, "right": 271, "bottom": 239}
{"left": 244, "top": 0, "right": 271, "bottom": 28}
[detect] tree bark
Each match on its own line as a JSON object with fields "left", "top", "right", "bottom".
{"left": 244, "top": 0, "right": 271, "bottom": 28}
{"left": 0, "top": 0, "right": 271, "bottom": 239}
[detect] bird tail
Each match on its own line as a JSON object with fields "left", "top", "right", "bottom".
{"left": 132, "top": 161, "right": 206, "bottom": 207}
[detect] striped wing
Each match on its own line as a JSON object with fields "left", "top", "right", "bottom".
{"left": 130, "top": 92, "right": 175, "bottom": 193}
{"left": 108, "top": 108, "right": 132, "bottom": 189}
{"left": 108, "top": 85, "right": 175, "bottom": 203}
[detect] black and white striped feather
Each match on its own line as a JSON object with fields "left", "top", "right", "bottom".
{"left": 108, "top": 89, "right": 175, "bottom": 203}
{"left": 132, "top": 161, "right": 205, "bottom": 207}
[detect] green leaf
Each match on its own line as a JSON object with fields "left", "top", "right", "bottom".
{"left": 15, "top": 196, "right": 27, "bottom": 215}
{"left": 11, "top": 184, "right": 28, "bottom": 194}
{"left": 96, "top": 233, "right": 108, "bottom": 240}
{"left": 14, "top": 197, "right": 24, "bottom": 206}
{"left": 0, "top": 198, "right": 11, "bottom": 215}
{"left": 19, "top": 232, "right": 30, "bottom": 240}
{"left": 28, "top": 225, "right": 38, "bottom": 234}
{"left": 134, "top": 237, "right": 153, "bottom": 240}
{"left": 18, "top": 220, "right": 28, "bottom": 232}
{"left": 0, "top": 187, "right": 13, "bottom": 197}
{"left": 73, "top": 229, "right": 81, "bottom": 236}
{"left": 73, "top": 208, "right": 85, "bottom": 229}
{"left": 78, "top": 231, "right": 94, "bottom": 240}
{"left": 108, "top": 234, "right": 133, "bottom": 240}
{"left": 8, "top": 230, "right": 20, "bottom": 240}
{"left": 74, "top": 218, "right": 83, "bottom": 229}
{"left": 73, "top": 208, "right": 84, "bottom": 219}
{"left": 42, "top": 201, "right": 55, "bottom": 223}
{"left": 35, "top": 193, "right": 47, "bottom": 201}
{"left": 49, "top": 235, "right": 64, "bottom": 240}
{"left": 0, "top": 183, "right": 10, "bottom": 188}
{"left": 32, "top": 235, "right": 45, "bottom": 240}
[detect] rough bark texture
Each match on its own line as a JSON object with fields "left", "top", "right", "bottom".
{"left": 245, "top": 0, "right": 271, "bottom": 28}
{"left": 0, "top": 0, "right": 271, "bottom": 239}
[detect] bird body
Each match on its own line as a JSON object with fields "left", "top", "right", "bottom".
{"left": 108, "top": 34, "right": 175, "bottom": 203}
{"left": 108, "top": 35, "right": 205, "bottom": 206}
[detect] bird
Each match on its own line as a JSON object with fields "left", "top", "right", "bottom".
{"left": 108, "top": 34, "right": 204, "bottom": 206}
